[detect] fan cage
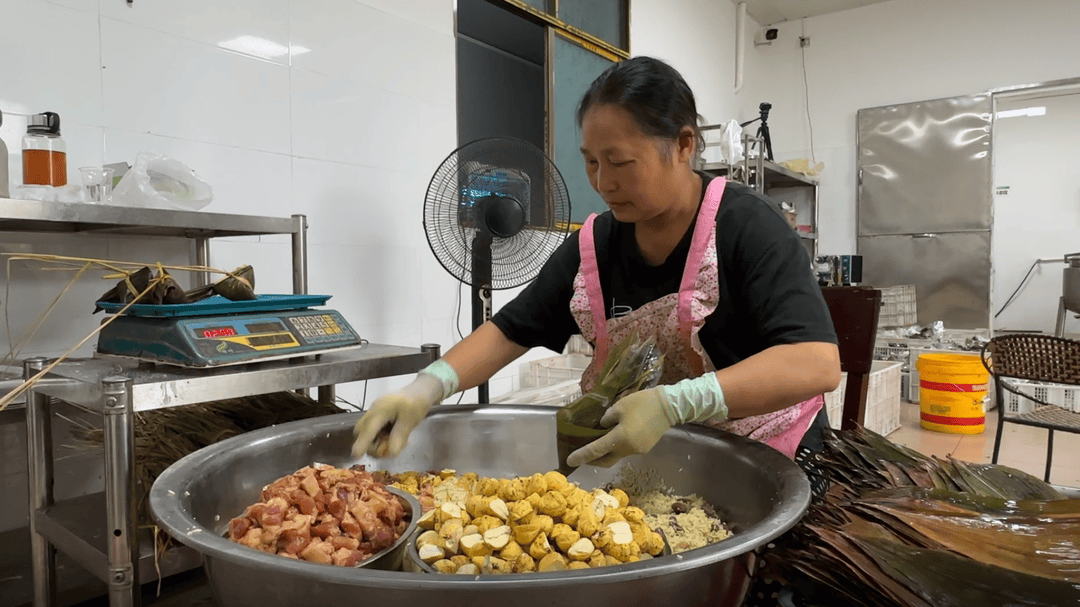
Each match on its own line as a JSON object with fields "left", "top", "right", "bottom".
{"left": 424, "top": 138, "right": 572, "bottom": 290}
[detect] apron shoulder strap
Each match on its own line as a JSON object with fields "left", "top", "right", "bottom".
{"left": 677, "top": 177, "right": 727, "bottom": 375}
{"left": 578, "top": 213, "right": 610, "bottom": 365}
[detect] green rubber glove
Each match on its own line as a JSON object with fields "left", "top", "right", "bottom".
{"left": 351, "top": 360, "right": 459, "bottom": 458}
{"left": 565, "top": 373, "right": 728, "bottom": 468}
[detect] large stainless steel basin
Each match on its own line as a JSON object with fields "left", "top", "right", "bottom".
{"left": 150, "top": 405, "right": 810, "bottom": 607}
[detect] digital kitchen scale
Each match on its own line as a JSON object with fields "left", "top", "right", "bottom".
{"left": 95, "top": 294, "right": 363, "bottom": 367}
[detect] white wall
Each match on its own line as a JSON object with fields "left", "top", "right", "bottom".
{"left": 0, "top": 0, "right": 760, "bottom": 407}
{"left": 631, "top": 0, "right": 767, "bottom": 138}
{"left": 1, "top": 0, "right": 457, "bottom": 408}
{"left": 0, "top": 0, "right": 456, "bottom": 532}
{"left": 744, "top": 0, "right": 1080, "bottom": 257}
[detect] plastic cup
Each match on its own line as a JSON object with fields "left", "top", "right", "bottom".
{"left": 80, "top": 166, "right": 115, "bottom": 203}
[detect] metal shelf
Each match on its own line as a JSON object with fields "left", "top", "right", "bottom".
{"left": 23, "top": 344, "right": 437, "bottom": 607}
{"left": 34, "top": 491, "right": 203, "bottom": 586}
{"left": 0, "top": 197, "right": 299, "bottom": 238}
{"left": 700, "top": 158, "right": 819, "bottom": 189}
{"left": 35, "top": 346, "right": 436, "bottom": 413}
{"left": 3, "top": 197, "right": 431, "bottom": 607}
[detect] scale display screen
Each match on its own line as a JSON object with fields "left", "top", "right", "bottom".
{"left": 202, "top": 327, "right": 238, "bottom": 339}
{"left": 246, "top": 321, "right": 285, "bottom": 333}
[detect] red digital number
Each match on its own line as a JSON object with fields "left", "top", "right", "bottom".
{"left": 203, "top": 327, "right": 237, "bottom": 338}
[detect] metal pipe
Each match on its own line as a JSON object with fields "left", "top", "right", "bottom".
{"left": 291, "top": 214, "right": 309, "bottom": 295}
{"left": 193, "top": 237, "right": 211, "bottom": 288}
{"left": 25, "top": 356, "right": 56, "bottom": 607}
{"left": 421, "top": 343, "right": 442, "bottom": 361}
{"left": 317, "top": 385, "right": 336, "bottom": 405}
{"left": 102, "top": 375, "right": 138, "bottom": 607}
{"left": 734, "top": 2, "right": 746, "bottom": 94}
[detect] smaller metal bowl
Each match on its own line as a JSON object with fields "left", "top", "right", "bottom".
{"left": 354, "top": 487, "right": 421, "bottom": 571}
{"left": 185, "top": 484, "right": 418, "bottom": 572}
{"left": 402, "top": 529, "right": 431, "bottom": 574}
{"left": 403, "top": 524, "right": 673, "bottom": 575}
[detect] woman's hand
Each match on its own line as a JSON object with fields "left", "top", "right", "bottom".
{"left": 565, "top": 386, "right": 674, "bottom": 468}
{"left": 566, "top": 373, "right": 729, "bottom": 468}
{"left": 350, "top": 323, "right": 529, "bottom": 459}
{"left": 351, "top": 373, "right": 444, "bottom": 458}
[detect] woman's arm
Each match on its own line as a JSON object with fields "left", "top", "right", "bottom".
{"left": 715, "top": 341, "right": 841, "bottom": 418}
{"left": 442, "top": 321, "right": 530, "bottom": 393}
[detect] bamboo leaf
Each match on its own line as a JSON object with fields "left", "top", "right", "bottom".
{"left": 852, "top": 536, "right": 1080, "bottom": 607}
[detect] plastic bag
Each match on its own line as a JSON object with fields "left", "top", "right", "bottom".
{"left": 716, "top": 119, "right": 744, "bottom": 164}
{"left": 108, "top": 152, "right": 213, "bottom": 211}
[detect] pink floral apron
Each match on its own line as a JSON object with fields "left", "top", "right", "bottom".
{"left": 569, "top": 177, "right": 823, "bottom": 460}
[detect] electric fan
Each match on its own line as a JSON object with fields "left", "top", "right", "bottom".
{"left": 424, "top": 137, "right": 572, "bottom": 403}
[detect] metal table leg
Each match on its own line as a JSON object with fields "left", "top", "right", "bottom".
{"left": 291, "top": 214, "right": 308, "bottom": 296}
{"left": 25, "top": 356, "right": 56, "bottom": 607}
{"left": 292, "top": 214, "right": 310, "bottom": 399}
{"left": 102, "top": 376, "right": 139, "bottom": 607}
{"left": 194, "top": 237, "right": 211, "bottom": 289}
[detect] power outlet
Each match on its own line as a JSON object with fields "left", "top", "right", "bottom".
{"left": 800, "top": 36, "right": 810, "bottom": 47}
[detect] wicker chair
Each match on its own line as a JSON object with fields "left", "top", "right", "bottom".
{"left": 981, "top": 333, "right": 1080, "bottom": 482}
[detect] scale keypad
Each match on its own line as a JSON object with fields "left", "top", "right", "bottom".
{"left": 288, "top": 313, "right": 353, "bottom": 344}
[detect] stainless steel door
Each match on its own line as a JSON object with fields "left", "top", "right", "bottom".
{"left": 857, "top": 95, "right": 992, "bottom": 235}
{"left": 858, "top": 232, "right": 991, "bottom": 330}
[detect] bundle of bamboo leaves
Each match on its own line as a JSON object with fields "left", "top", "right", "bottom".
{"left": 555, "top": 332, "right": 664, "bottom": 474}
{"left": 767, "top": 427, "right": 1080, "bottom": 607}
{"left": 68, "top": 391, "right": 347, "bottom": 527}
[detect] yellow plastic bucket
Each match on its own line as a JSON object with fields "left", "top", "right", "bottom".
{"left": 916, "top": 353, "right": 988, "bottom": 434}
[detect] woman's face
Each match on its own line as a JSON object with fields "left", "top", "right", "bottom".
{"left": 580, "top": 103, "right": 691, "bottom": 223}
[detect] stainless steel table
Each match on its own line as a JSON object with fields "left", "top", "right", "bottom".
{"left": 23, "top": 345, "right": 439, "bottom": 607}
{"left": 1, "top": 198, "right": 439, "bottom": 606}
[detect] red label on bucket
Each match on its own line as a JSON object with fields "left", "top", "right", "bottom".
{"left": 920, "top": 380, "right": 989, "bottom": 393}
{"left": 921, "top": 412, "right": 984, "bottom": 425}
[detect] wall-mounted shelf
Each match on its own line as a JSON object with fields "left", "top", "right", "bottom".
{"left": 698, "top": 132, "right": 820, "bottom": 259}
{"left": 0, "top": 197, "right": 298, "bottom": 238}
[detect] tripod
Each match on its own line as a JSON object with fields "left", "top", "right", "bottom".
{"left": 740, "top": 102, "right": 774, "bottom": 161}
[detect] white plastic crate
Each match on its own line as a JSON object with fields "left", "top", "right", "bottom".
{"left": 878, "top": 285, "right": 918, "bottom": 327}
{"left": 519, "top": 353, "right": 590, "bottom": 389}
{"left": 823, "top": 360, "right": 902, "bottom": 435}
{"left": 824, "top": 378, "right": 847, "bottom": 431}
{"left": 1001, "top": 380, "right": 1080, "bottom": 416}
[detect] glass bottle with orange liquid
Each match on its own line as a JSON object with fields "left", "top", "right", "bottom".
{"left": 23, "top": 112, "right": 66, "bottom": 187}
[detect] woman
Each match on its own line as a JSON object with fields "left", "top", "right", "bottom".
{"left": 352, "top": 56, "right": 841, "bottom": 473}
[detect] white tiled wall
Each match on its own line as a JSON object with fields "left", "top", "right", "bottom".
{"left": 0, "top": 0, "right": 458, "bottom": 530}
{"left": 1, "top": 0, "right": 458, "bottom": 400}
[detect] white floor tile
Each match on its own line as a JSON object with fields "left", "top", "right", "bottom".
{"left": 891, "top": 402, "right": 1080, "bottom": 488}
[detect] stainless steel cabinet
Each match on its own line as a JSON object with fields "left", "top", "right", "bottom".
{"left": 856, "top": 94, "right": 993, "bottom": 330}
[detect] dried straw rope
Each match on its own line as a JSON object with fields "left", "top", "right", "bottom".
{"left": 0, "top": 253, "right": 250, "bottom": 412}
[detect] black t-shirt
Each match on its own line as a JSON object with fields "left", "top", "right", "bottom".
{"left": 492, "top": 173, "right": 837, "bottom": 370}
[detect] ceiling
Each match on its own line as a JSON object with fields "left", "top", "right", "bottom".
{"left": 732, "top": 0, "right": 896, "bottom": 24}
